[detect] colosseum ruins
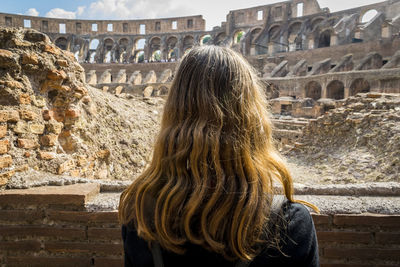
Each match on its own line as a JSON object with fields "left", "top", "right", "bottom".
{"left": 0, "top": 0, "right": 400, "bottom": 266}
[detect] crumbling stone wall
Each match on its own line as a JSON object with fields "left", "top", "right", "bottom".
{"left": 0, "top": 27, "right": 163, "bottom": 186}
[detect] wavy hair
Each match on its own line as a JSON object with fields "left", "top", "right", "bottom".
{"left": 119, "top": 45, "right": 317, "bottom": 261}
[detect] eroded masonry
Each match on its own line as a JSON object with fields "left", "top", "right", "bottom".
{"left": 0, "top": 1, "right": 400, "bottom": 266}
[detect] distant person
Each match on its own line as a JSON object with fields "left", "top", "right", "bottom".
{"left": 119, "top": 46, "right": 319, "bottom": 267}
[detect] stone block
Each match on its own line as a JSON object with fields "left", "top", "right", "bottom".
{"left": 19, "top": 93, "right": 31, "bottom": 105}
{"left": 46, "top": 121, "right": 63, "bottom": 134}
{"left": 0, "top": 183, "right": 100, "bottom": 207}
{"left": 0, "top": 155, "right": 12, "bottom": 169}
{"left": 40, "top": 134, "right": 58, "bottom": 147}
{"left": 29, "top": 123, "right": 45, "bottom": 134}
{"left": 19, "top": 109, "right": 37, "bottom": 121}
{"left": 21, "top": 53, "right": 39, "bottom": 65}
{"left": 0, "top": 125, "right": 6, "bottom": 138}
{"left": 58, "top": 159, "right": 75, "bottom": 174}
{"left": 14, "top": 121, "right": 29, "bottom": 134}
{"left": 0, "top": 139, "right": 10, "bottom": 154}
{"left": 38, "top": 151, "right": 55, "bottom": 160}
{"left": 0, "top": 110, "right": 19, "bottom": 122}
{"left": 17, "top": 138, "right": 39, "bottom": 149}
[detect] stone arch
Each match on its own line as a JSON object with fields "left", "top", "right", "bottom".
{"left": 327, "top": 80, "right": 344, "bottom": 100}
{"left": 350, "top": 78, "right": 370, "bottom": 96}
{"left": 149, "top": 36, "right": 162, "bottom": 61}
{"left": 200, "top": 34, "right": 212, "bottom": 45}
{"left": 233, "top": 30, "right": 245, "bottom": 44}
{"left": 55, "top": 37, "right": 68, "bottom": 50}
{"left": 118, "top": 38, "right": 129, "bottom": 63}
{"left": 159, "top": 86, "right": 169, "bottom": 96}
{"left": 288, "top": 22, "right": 302, "bottom": 51}
{"left": 103, "top": 38, "right": 114, "bottom": 63}
{"left": 249, "top": 27, "right": 262, "bottom": 56}
{"left": 266, "top": 83, "right": 279, "bottom": 99}
{"left": 89, "top": 39, "right": 100, "bottom": 50}
{"left": 183, "top": 35, "right": 194, "bottom": 52}
{"left": 268, "top": 25, "right": 281, "bottom": 41}
{"left": 327, "top": 17, "right": 339, "bottom": 27}
{"left": 311, "top": 17, "right": 324, "bottom": 31}
{"left": 214, "top": 32, "right": 226, "bottom": 45}
{"left": 318, "top": 29, "right": 331, "bottom": 48}
{"left": 304, "top": 81, "right": 322, "bottom": 100}
{"left": 166, "top": 36, "right": 178, "bottom": 61}
{"left": 360, "top": 9, "right": 378, "bottom": 23}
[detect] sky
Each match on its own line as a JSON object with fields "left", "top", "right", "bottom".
{"left": 0, "top": 0, "right": 387, "bottom": 30}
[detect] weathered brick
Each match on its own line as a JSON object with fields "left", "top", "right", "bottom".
{"left": 56, "top": 59, "right": 68, "bottom": 67}
{"left": 0, "top": 240, "right": 41, "bottom": 251}
{"left": 0, "top": 183, "right": 99, "bottom": 208}
{"left": 375, "top": 232, "right": 400, "bottom": 244}
{"left": 0, "top": 124, "right": 7, "bottom": 138}
{"left": 43, "top": 44, "right": 60, "bottom": 55}
{"left": 21, "top": 53, "right": 39, "bottom": 65}
{"left": 45, "top": 242, "right": 123, "bottom": 255}
{"left": 47, "top": 211, "right": 118, "bottom": 224}
{"left": 312, "top": 214, "right": 331, "bottom": 226}
{"left": 94, "top": 257, "right": 124, "bottom": 267}
{"left": 14, "top": 121, "right": 29, "bottom": 134}
{"left": 19, "top": 109, "right": 37, "bottom": 121}
{"left": 324, "top": 248, "right": 400, "bottom": 260}
{"left": 0, "top": 139, "right": 9, "bottom": 154}
{"left": 0, "top": 155, "right": 12, "bottom": 169}
{"left": 0, "top": 170, "right": 15, "bottom": 185}
{"left": 333, "top": 214, "right": 400, "bottom": 228}
{"left": 88, "top": 228, "right": 121, "bottom": 240}
{"left": 0, "top": 210, "right": 44, "bottom": 222}
{"left": 17, "top": 138, "right": 39, "bottom": 149}
{"left": 0, "top": 110, "right": 19, "bottom": 122}
{"left": 38, "top": 151, "right": 55, "bottom": 160}
{"left": 42, "top": 109, "right": 53, "bottom": 120}
{"left": 47, "top": 69, "right": 67, "bottom": 80}
{"left": 19, "top": 93, "right": 31, "bottom": 105}
{"left": 29, "top": 123, "right": 45, "bottom": 134}
{"left": 6, "top": 257, "right": 91, "bottom": 267}
{"left": 40, "top": 134, "right": 57, "bottom": 146}
{"left": 317, "top": 231, "right": 371, "bottom": 244}
{"left": 65, "top": 108, "right": 81, "bottom": 119}
{"left": 46, "top": 120, "right": 63, "bottom": 134}
{"left": 0, "top": 225, "right": 85, "bottom": 240}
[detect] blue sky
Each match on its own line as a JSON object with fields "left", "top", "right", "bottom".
{"left": 0, "top": 0, "right": 386, "bottom": 30}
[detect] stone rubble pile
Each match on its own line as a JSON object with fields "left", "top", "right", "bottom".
{"left": 287, "top": 92, "right": 400, "bottom": 183}
{"left": 0, "top": 27, "right": 163, "bottom": 187}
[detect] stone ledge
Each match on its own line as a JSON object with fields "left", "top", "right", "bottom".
{"left": 0, "top": 183, "right": 100, "bottom": 208}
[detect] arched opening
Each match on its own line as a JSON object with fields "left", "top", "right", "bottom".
{"left": 266, "top": 83, "right": 279, "bottom": 99}
{"left": 214, "top": 32, "right": 226, "bottom": 45}
{"left": 89, "top": 39, "right": 99, "bottom": 50}
{"left": 311, "top": 18, "right": 324, "bottom": 31}
{"left": 305, "top": 81, "right": 322, "bottom": 100}
{"left": 103, "top": 38, "right": 114, "bottom": 63}
{"left": 149, "top": 37, "right": 161, "bottom": 61}
{"left": 288, "top": 22, "right": 302, "bottom": 51}
{"left": 159, "top": 86, "right": 169, "bottom": 96}
{"left": 327, "top": 80, "right": 344, "bottom": 100}
{"left": 168, "top": 49, "right": 177, "bottom": 61}
{"left": 268, "top": 25, "right": 282, "bottom": 54}
{"left": 135, "top": 38, "right": 146, "bottom": 50}
{"left": 118, "top": 38, "right": 129, "bottom": 63}
{"left": 151, "top": 50, "right": 161, "bottom": 62}
{"left": 233, "top": 30, "right": 245, "bottom": 44}
{"left": 200, "top": 34, "right": 211, "bottom": 45}
{"left": 55, "top": 37, "right": 68, "bottom": 50}
{"left": 249, "top": 28, "right": 262, "bottom": 55}
{"left": 361, "top": 9, "right": 378, "bottom": 23}
{"left": 136, "top": 51, "right": 145, "bottom": 63}
{"left": 350, "top": 78, "right": 370, "bottom": 96}
{"left": 183, "top": 35, "right": 194, "bottom": 52}
{"left": 318, "top": 30, "right": 331, "bottom": 48}
{"left": 166, "top": 36, "right": 178, "bottom": 61}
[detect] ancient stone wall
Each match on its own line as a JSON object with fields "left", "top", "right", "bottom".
{"left": 1, "top": 0, "right": 399, "bottom": 64}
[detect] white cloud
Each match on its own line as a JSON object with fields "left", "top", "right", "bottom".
{"left": 45, "top": 8, "right": 77, "bottom": 19}
{"left": 25, "top": 8, "right": 39, "bottom": 17}
{"left": 77, "top": 6, "right": 86, "bottom": 16}
{"left": 84, "top": 0, "right": 190, "bottom": 20}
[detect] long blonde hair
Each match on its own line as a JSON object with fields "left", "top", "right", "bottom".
{"left": 119, "top": 46, "right": 317, "bottom": 261}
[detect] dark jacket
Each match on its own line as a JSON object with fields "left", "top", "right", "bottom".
{"left": 122, "top": 202, "right": 319, "bottom": 267}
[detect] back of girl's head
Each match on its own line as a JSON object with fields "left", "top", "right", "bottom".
{"left": 119, "top": 45, "right": 296, "bottom": 261}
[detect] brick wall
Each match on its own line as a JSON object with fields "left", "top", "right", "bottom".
{"left": 0, "top": 184, "right": 399, "bottom": 266}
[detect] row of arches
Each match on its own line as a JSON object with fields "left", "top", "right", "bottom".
{"left": 267, "top": 78, "right": 371, "bottom": 101}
